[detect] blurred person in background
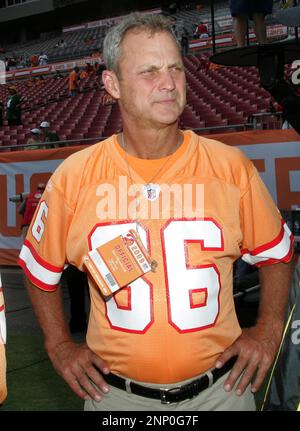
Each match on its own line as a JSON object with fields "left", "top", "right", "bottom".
{"left": 80, "top": 67, "right": 89, "bottom": 80}
{"left": 180, "top": 28, "right": 189, "bottom": 56}
{"left": 38, "top": 52, "right": 48, "bottom": 66}
{"left": 6, "top": 86, "right": 25, "bottom": 126}
{"left": 39, "top": 121, "right": 59, "bottom": 147}
{"left": 18, "top": 183, "right": 46, "bottom": 238}
{"left": 25, "top": 128, "right": 44, "bottom": 150}
{"left": 29, "top": 54, "right": 39, "bottom": 67}
{"left": 69, "top": 66, "right": 80, "bottom": 97}
{"left": 229, "top": 0, "right": 273, "bottom": 47}
{"left": 194, "top": 21, "right": 208, "bottom": 39}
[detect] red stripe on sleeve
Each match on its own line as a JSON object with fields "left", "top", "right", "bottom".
{"left": 242, "top": 220, "right": 286, "bottom": 257}
{"left": 255, "top": 239, "right": 294, "bottom": 267}
{"left": 18, "top": 258, "right": 59, "bottom": 292}
{"left": 23, "top": 240, "right": 64, "bottom": 273}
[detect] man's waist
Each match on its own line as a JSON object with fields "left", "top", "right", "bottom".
{"left": 87, "top": 331, "right": 241, "bottom": 384}
{"left": 90, "top": 353, "right": 222, "bottom": 384}
{"left": 95, "top": 356, "right": 237, "bottom": 404}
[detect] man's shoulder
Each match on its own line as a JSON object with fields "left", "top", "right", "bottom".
{"left": 190, "top": 131, "right": 254, "bottom": 184}
{"left": 53, "top": 137, "right": 113, "bottom": 179}
{"left": 48, "top": 137, "right": 117, "bottom": 207}
{"left": 192, "top": 131, "right": 247, "bottom": 161}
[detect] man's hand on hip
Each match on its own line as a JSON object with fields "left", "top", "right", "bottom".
{"left": 215, "top": 321, "right": 283, "bottom": 396}
{"left": 47, "top": 340, "right": 110, "bottom": 401}
{"left": 217, "top": 260, "right": 293, "bottom": 396}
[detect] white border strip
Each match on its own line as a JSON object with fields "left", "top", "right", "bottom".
{"left": 19, "top": 244, "right": 62, "bottom": 286}
{"left": 242, "top": 223, "right": 292, "bottom": 265}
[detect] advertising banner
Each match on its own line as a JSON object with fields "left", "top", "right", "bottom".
{"left": 0, "top": 130, "right": 299, "bottom": 265}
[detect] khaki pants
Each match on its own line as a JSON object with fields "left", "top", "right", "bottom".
{"left": 85, "top": 370, "right": 256, "bottom": 411}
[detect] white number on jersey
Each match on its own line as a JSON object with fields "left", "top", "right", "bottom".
{"left": 31, "top": 201, "right": 48, "bottom": 242}
{"left": 89, "top": 219, "right": 222, "bottom": 333}
{"left": 89, "top": 222, "right": 153, "bottom": 333}
{"left": 162, "top": 219, "right": 222, "bottom": 332}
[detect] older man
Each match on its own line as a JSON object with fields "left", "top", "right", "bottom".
{"left": 19, "top": 13, "right": 293, "bottom": 411}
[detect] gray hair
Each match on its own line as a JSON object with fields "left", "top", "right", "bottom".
{"left": 102, "top": 13, "right": 179, "bottom": 74}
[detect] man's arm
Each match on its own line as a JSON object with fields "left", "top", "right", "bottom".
{"left": 216, "top": 259, "right": 294, "bottom": 395}
{"left": 25, "top": 277, "right": 110, "bottom": 401}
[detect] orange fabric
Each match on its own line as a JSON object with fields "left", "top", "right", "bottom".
{"left": 0, "top": 345, "right": 6, "bottom": 404}
{"left": 30, "top": 55, "right": 38, "bottom": 67}
{"left": 36, "top": 78, "right": 45, "bottom": 86}
{"left": 80, "top": 71, "right": 88, "bottom": 80}
{"left": 115, "top": 133, "right": 189, "bottom": 183}
{"left": 68, "top": 70, "right": 78, "bottom": 91}
{"left": 18, "top": 131, "right": 292, "bottom": 383}
{"left": 2, "top": 129, "right": 298, "bottom": 267}
{"left": 0, "top": 287, "right": 7, "bottom": 404}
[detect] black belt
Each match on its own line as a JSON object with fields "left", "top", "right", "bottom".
{"left": 98, "top": 356, "right": 237, "bottom": 404}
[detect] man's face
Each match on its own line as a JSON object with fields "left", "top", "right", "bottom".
{"left": 112, "top": 30, "right": 186, "bottom": 129}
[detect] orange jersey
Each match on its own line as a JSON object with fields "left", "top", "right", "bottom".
{"left": 18, "top": 131, "right": 293, "bottom": 384}
{"left": 0, "top": 275, "right": 7, "bottom": 404}
{"left": 68, "top": 70, "right": 78, "bottom": 91}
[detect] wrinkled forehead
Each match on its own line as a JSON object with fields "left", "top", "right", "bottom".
{"left": 117, "top": 29, "right": 181, "bottom": 72}
{"left": 121, "top": 27, "right": 178, "bottom": 50}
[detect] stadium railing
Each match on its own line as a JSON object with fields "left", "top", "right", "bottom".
{"left": 0, "top": 123, "right": 254, "bottom": 152}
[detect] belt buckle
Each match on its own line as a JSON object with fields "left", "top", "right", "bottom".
{"left": 160, "top": 387, "right": 181, "bottom": 404}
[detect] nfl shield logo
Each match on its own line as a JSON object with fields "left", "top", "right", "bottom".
{"left": 147, "top": 187, "right": 156, "bottom": 200}
{"left": 142, "top": 183, "right": 160, "bottom": 201}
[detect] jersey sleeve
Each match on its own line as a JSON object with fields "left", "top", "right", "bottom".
{"left": 18, "top": 178, "right": 74, "bottom": 291}
{"left": 240, "top": 166, "right": 293, "bottom": 267}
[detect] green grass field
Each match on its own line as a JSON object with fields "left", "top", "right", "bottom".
{"left": 1, "top": 332, "right": 82, "bottom": 411}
